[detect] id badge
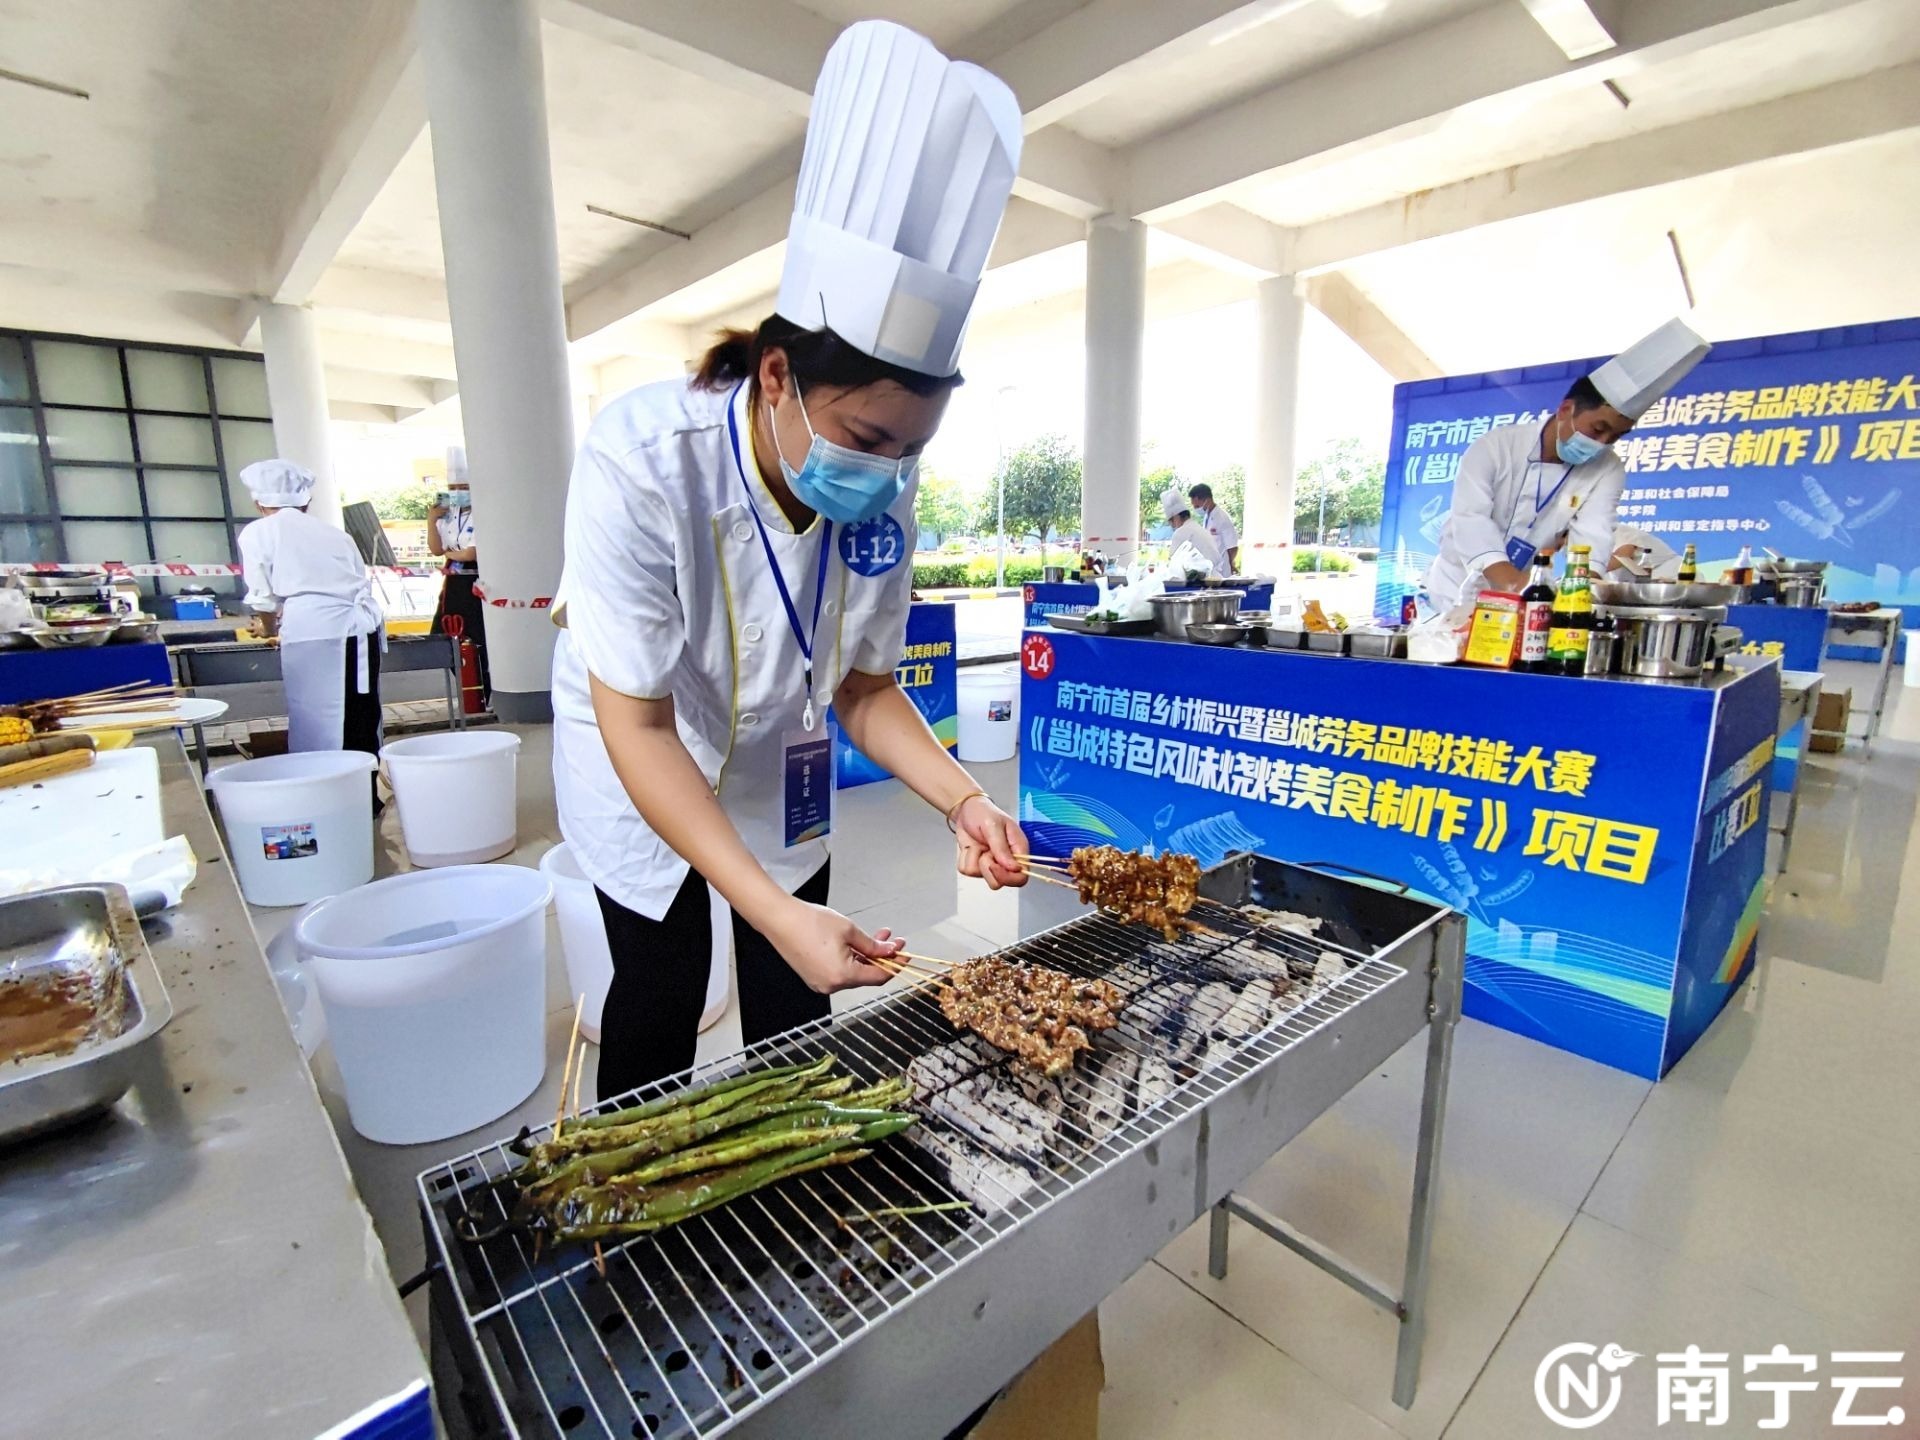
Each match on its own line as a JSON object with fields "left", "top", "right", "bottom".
{"left": 782, "top": 725, "right": 834, "bottom": 847}
{"left": 1504, "top": 535, "right": 1538, "bottom": 572}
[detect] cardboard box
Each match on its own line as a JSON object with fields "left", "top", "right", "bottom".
{"left": 1810, "top": 686, "right": 1851, "bottom": 752}
{"left": 966, "top": 1312, "right": 1104, "bottom": 1440}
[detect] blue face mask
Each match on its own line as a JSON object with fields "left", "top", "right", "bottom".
{"left": 769, "top": 389, "right": 914, "bottom": 525}
{"left": 1558, "top": 418, "right": 1608, "bottom": 466}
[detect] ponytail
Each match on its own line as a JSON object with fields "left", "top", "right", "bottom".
{"left": 692, "top": 328, "right": 755, "bottom": 390}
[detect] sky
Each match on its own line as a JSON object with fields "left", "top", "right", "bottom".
{"left": 922, "top": 297, "right": 1397, "bottom": 496}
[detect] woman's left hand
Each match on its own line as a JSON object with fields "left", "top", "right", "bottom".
{"left": 953, "top": 794, "right": 1029, "bottom": 890}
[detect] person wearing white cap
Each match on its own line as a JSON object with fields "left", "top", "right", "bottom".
{"left": 1163, "top": 488, "right": 1228, "bottom": 578}
{"left": 427, "top": 443, "right": 489, "bottom": 705}
{"left": 1422, "top": 318, "right": 1710, "bottom": 610}
{"left": 550, "top": 20, "right": 1029, "bottom": 1099}
{"left": 235, "top": 459, "right": 387, "bottom": 761}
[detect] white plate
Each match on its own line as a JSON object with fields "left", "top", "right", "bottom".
{"left": 60, "top": 696, "right": 229, "bottom": 731}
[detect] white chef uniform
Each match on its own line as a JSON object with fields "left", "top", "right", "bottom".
{"left": 1163, "top": 489, "right": 1227, "bottom": 577}
{"left": 237, "top": 487, "right": 385, "bottom": 753}
{"left": 434, "top": 506, "right": 476, "bottom": 567}
{"left": 1422, "top": 318, "right": 1711, "bottom": 609}
{"left": 1201, "top": 503, "right": 1239, "bottom": 561}
{"left": 551, "top": 381, "right": 918, "bottom": 917}
{"left": 549, "top": 18, "right": 1019, "bottom": 922}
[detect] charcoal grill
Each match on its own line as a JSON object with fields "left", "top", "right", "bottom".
{"left": 420, "top": 852, "right": 1463, "bottom": 1439}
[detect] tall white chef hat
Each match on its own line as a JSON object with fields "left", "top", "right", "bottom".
{"left": 1589, "top": 318, "right": 1712, "bottom": 421}
{"left": 776, "top": 20, "right": 1023, "bottom": 379}
{"left": 445, "top": 444, "right": 468, "bottom": 485}
{"left": 239, "top": 459, "right": 317, "bottom": 508}
{"left": 1162, "top": 488, "right": 1188, "bottom": 522}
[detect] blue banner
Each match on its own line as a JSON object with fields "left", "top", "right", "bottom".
{"left": 834, "top": 602, "right": 958, "bottom": 788}
{"left": 1024, "top": 580, "right": 1277, "bottom": 629}
{"left": 1376, "top": 318, "right": 1920, "bottom": 632}
{"left": 1725, "top": 603, "right": 1828, "bottom": 672}
{"left": 1017, "top": 630, "right": 1775, "bottom": 1078}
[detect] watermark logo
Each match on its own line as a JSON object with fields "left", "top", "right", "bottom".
{"left": 1536, "top": 1342, "right": 1640, "bottom": 1429}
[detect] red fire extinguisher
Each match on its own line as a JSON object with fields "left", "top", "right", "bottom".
{"left": 442, "top": 614, "right": 486, "bottom": 716}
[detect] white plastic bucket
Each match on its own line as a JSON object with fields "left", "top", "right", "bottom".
{"left": 295, "top": 864, "right": 551, "bottom": 1144}
{"left": 539, "top": 842, "right": 731, "bottom": 1042}
{"left": 956, "top": 665, "right": 1019, "bottom": 762}
{"left": 206, "top": 751, "right": 377, "bottom": 907}
{"left": 381, "top": 731, "right": 521, "bottom": 867}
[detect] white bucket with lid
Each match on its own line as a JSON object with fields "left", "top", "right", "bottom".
{"left": 381, "top": 730, "right": 521, "bottom": 867}
{"left": 956, "top": 665, "right": 1019, "bottom": 762}
{"left": 295, "top": 864, "right": 550, "bottom": 1144}
{"left": 206, "top": 751, "right": 377, "bottom": 907}
{"left": 539, "top": 841, "right": 731, "bottom": 1042}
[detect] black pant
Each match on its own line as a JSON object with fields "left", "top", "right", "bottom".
{"left": 433, "top": 570, "right": 490, "bottom": 705}
{"left": 343, "top": 636, "right": 382, "bottom": 805}
{"left": 594, "top": 863, "right": 832, "bottom": 1103}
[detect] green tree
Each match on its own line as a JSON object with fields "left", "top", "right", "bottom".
{"left": 1139, "top": 463, "right": 1180, "bottom": 538}
{"left": 1197, "top": 462, "right": 1246, "bottom": 529}
{"left": 1294, "top": 438, "right": 1385, "bottom": 545}
{"left": 367, "top": 479, "right": 434, "bottom": 522}
{"left": 913, "top": 465, "right": 970, "bottom": 546}
{"left": 988, "top": 434, "right": 1082, "bottom": 551}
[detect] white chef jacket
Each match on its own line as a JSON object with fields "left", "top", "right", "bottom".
{"left": 1422, "top": 421, "right": 1626, "bottom": 609}
{"left": 435, "top": 507, "right": 476, "bottom": 572}
{"left": 237, "top": 508, "right": 383, "bottom": 644}
{"left": 1201, "top": 504, "right": 1239, "bottom": 560}
{"left": 1168, "top": 518, "right": 1227, "bottom": 578}
{"left": 552, "top": 377, "right": 918, "bottom": 919}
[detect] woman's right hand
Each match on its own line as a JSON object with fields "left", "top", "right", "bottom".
{"left": 764, "top": 898, "right": 903, "bottom": 994}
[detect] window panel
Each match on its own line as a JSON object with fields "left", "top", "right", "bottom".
{"left": 127, "top": 350, "right": 208, "bottom": 413}
{"left": 44, "top": 407, "right": 134, "bottom": 463}
{"left": 64, "top": 519, "right": 151, "bottom": 566}
{"left": 0, "top": 523, "right": 57, "bottom": 564}
{"left": 135, "top": 412, "right": 216, "bottom": 466}
{"left": 0, "top": 339, "right": 26, "bottom": 402}
{"left": 144, "top": 468, "right": 225, "bottom": 518}
{"left": 219, "top": 418, "right": 277, "bottom": 474}
{"left": 0, "top": 406, "right": 46, "bottom": 514}
{"left": 151, "top": 519, "right": 233, "bottom": 566}
{"left": 55, "top": 466, "right": 141, "bottom": 517}
{"left": 211, "top": 357, "right": 271, "bottom": 417}
{"left": 33, "top": 341, "right": 124, "bottom": 406}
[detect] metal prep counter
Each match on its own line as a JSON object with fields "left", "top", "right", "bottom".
{"left": 0, "top": 735, "right": 431, "bottom": 1437}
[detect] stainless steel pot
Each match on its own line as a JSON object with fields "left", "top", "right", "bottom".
{"left": 1147, "top": 589, "right": 1245, "bottom": 638}
{"left": 1042, "top": 565, "right": 1068, "bottom": 583}
{"left": 1591, "top": 579, "right": 1739, "bottom": 608}
{"left": 1771, "top": 573, "right": 1827, "bottom": 608}
{"left": 1598, "top": 604, "right": 1727, "bottom": 679}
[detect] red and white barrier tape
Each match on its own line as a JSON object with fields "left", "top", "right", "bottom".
{"left": 470, "top": 581, "right": 553, "bottom": 610}
{"left": 1, "top": 561, "right": 438, "bottom": 579}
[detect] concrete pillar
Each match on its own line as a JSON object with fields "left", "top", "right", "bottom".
{"left": 419, "top": 0, "right": 573, "bottom": 721}
{"left": 258, "top": 303, "right": 340, "bottom": 526}
{"left": 1082, "top": 217, "right": 1148, "bottom": 566}
{"left": 1244, "top": 276, "right": 1305, "bottom": 577}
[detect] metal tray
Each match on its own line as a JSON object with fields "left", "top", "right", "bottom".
{"left": 1258, "top": 627, "right": 1307, "bottom": 650}
{"left": 1045, "top": 613, "right": 1156, "bottom": 637}
{"left": 1348, "top": 630, "right": 1408, "bottom": 658}
{"left": 0, "top": 884, "right": 172, "bottom": 1144}
{"left": 1304, "top": 630, "right": 1350, "bottom": 654}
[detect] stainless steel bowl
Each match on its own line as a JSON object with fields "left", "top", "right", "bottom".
{"left": 1591, "top": 579, "right": 1739, "bottom": 608}
{"left": 1185, "top": 621, "right": 1247, "bottom": 646}
{"left": 1764, "top": 557, "right": 1829, "bottom": 575}
{"left": 113, "top": 616, "right": 161, "bottom": 644}
{"left": 26, "top": 621, "right": 120, "bottom": 649}
{"left": 1147, "top": 589, "right": 1246, "bottom": 638}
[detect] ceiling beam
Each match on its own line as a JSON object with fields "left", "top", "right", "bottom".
{"left": 329, "top": 400, "right": 404, "bottom": 425}
{"left": 315, "top": 328, "right": 460, "bottom": 381}
{"left": 265, "top": 1, "right": 424, "bottom": 305}
{"left": 1124, "top": 0, "right": 1862, "bottom": 221}
{"left": 1517, "top": 0, "right": 1623, "bottom": 60}
{"left": 323, "top": 366, "right": 457, "bottom": 411}
{"left": 308, "top": 265, "right": 449, "bottom": 326}
{"left": 542, "top": 0, "right": 835, "bottom": 115}
{"left": 1154, "top": 205, "right": 1291, "bottom": 278}
{"left": 1016, "top": 129, "right": 1118, "bottom": 221}
{"left": 986, "top": 0, "right": 1292, "bottom": 131}
{"left": 1289, "top": 62, "right": 1920, "bottom": 274}
{"left": 1298, "top": 272, "right": 1441, "bottom": 382}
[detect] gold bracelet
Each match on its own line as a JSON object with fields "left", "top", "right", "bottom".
{"left": 944, "top": 789, "right": 988, "bottom": 833}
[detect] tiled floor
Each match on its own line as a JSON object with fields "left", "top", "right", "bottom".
{"left": 234, "top": 661, "right": 1920, "bottom": 1437}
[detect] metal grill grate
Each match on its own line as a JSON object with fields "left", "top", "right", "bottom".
{"left": 422, "top": 896, "right": 1407, "bottom": 1440}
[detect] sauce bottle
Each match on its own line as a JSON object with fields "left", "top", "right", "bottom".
{"left": 1547, "top": 545, "right": 1595, "bottom": 676}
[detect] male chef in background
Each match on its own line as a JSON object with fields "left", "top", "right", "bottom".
{"left": 1188, "top": 481, "right": 1239, "bottom": 572}
{"left": 1421, "top": 319, "right": 1710, "bottom": 611}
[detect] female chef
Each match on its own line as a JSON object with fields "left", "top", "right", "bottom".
{"left": 1420, "top": 318, "right": 1711, "bottom": 611}
{"left": 236, "top": 459, "right": 386, "bottom": 758}
{"left": 427, "top": 445, "right": 489, "bottom": 705}
{"left": 551, "top": 19, "right": 1029, "bottom": 1099}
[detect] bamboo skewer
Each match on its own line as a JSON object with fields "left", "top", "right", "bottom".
{"left": 554, "top": 997, "right": 586, "bottom": 1138}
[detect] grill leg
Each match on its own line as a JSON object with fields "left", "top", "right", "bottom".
{"left": 1207, "top": 1197, "right": 1232, "bottom": 1280}
{"left": 1392, "top": 919, "right": 1463, "bottom": 1410}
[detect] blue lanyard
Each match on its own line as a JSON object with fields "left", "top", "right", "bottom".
{"left": 726, "top": 385, "right": 832, "bottom": 728}
{"left": 1510, "top": 421, "right": 1577, "bottom": 533}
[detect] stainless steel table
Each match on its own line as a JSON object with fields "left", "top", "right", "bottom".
{"left": 0, "top": 734, "right": 430, "bottom": 1437}
{"left": 1774, "top": 668, "right": 1822, "bottom": 873}
{"left": 1823, "top": 607, "right": 1903, "bottom": 748}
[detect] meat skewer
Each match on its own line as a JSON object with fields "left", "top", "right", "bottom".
{"left": 935, "top": 956, "right": 1125, "bottom": 1077}
{"left": 1016, "top": 846, "right": 1203, "bottom": 942}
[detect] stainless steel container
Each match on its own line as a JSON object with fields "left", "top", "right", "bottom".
{"left": 1583, "top": 626, "right": 1618, "bottom": 677}
{"left": 1591, "top": 579, "right": 1739, "bottom": 608}
{"left": 1186, "top": 621, "right": 1247, "bottom": 646}
{"left": 1348, "top": 629, "right": 1408, "bottom": 659}
{"left": 0, "top": 884, "right": 173, "bottom": 1144}
{"left": 1304, "top": 630, "right": 1350, "bottom": 654}
{"left": 1042, "top": 566, "right": 1068, "bottom": 583}
{"left": 1147, "top": 589, "right": 1245, "bottom": 638}
{"left": 1599, "top": 604, "right": 1727, "bottom": 680}
{"left": 1772, "top": 573, "right": 1827, "bottom": 608}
